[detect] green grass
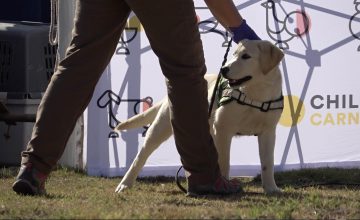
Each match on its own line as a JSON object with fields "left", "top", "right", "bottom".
{"left": 1, "top": 166, "right": 360, "bottom": 219}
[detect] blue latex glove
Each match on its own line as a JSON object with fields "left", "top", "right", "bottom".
{"left": 229, "top": 19, "right": 261, "bottom": 43}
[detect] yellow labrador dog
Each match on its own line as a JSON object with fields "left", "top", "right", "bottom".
{"left": 115, "top": 40, "right": 284, "bottom": 194}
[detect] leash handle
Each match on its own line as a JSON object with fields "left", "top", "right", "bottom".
{"left": 175, "top": 166, "right": 187, "bottom": 194}
{"left": 49, "top": 0, "right": 59, "bottom": 46}
{"left": 208, "top": 39, "right": 233, "bottom": 118}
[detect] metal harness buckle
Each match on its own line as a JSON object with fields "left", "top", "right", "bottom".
{"left": 231, "top": 90, "right": 246, "bottom": 103}
{"left": 260, "top": 101, "right": 271, "bottom": 112}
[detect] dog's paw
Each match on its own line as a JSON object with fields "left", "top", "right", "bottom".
{"left": 264, "top": 187, "right": 282, "bottom": 195}
{"left": 115, "top": 183, "right": 129, "bottom": 193}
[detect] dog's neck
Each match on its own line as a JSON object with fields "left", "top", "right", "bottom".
{"left": 238, "top": 68, "right": 282, "bottom": 102}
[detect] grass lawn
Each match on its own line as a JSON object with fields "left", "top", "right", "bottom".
{"left": 1, "top": 166, "right": 359, "bottom": 219}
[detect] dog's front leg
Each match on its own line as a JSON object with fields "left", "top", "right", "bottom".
{"left": 213, "top": 129, "right": 232, "bottom": 180}
{"left": 258, "top": 129, "right": 281, "bottom": 194}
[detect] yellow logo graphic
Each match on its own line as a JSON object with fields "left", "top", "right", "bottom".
{"left": 279, "top": 95, "right": 305, "bottom": 127}
{"left": 127, "top": 15, "right": 143, "bottom": 31}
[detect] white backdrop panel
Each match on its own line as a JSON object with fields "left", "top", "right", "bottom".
{"left": 84, "top": 0, "right": 360, "bottom": 177}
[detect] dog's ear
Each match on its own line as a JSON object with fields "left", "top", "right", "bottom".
{"left": 258, "top": 41, "right": 284, "bottom": 74}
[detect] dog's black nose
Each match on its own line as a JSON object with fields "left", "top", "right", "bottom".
{"left": 220, "top": 67, "right": 229, "bottom": 76}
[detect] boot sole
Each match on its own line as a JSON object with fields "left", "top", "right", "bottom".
{"left": 186, "top": 188, "right": 243, "bottom": 197}
{"left": 12, "top": 179, "right": 37, "bottom": 196}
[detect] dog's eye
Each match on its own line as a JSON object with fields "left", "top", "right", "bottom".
{"left": 241, "top": 54, "right": 251, "bottom": 60}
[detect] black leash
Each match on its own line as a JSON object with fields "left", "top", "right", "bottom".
{"left": 208, "top": 39, "right": 233, "bottom": 118}
{"left": 175, "top": 39, "right": 233, "bottom": 194}
{"left": 175, "top": 166, "right": 187, "bottom": 193}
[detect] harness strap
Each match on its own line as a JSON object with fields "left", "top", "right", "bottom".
{"left": 219, "top": 86, "right": 284, "bottom": 112}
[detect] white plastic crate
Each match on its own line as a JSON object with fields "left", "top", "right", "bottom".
{"left": 0, "top": 21, "right": 56, "bottom": 99}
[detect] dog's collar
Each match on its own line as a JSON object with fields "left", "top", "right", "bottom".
{"left": 217, "top": 77, "right": 284, "bottom": 112}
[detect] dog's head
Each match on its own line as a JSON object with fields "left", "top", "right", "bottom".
{"left": 221, "top": 40, "right": 284, "bottom": 88}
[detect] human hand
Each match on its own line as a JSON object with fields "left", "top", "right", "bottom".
{"left": 229, "top": 20, "right": 261, "bottom": 43}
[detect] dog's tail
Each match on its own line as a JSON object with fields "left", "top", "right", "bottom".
{"left": 114, "top": 99, "right": 164, "bottom": 131}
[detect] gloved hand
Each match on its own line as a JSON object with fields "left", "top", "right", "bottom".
{"left": 229, "top": 19, "right": 261, "bottom": 43}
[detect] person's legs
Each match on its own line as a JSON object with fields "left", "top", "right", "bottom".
{"left": 126, "top": 0, "right": 220, "bottom": 186}
{"left": 13, "top": 0, "right": 131, "bottom": 195}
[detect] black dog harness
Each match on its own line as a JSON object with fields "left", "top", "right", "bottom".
{"left": 217, "top": 76, "right": 284, "bottom": 112}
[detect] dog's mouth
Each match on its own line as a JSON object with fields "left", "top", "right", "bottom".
{"left": 226, "top": 76, "right": 253, "bottom": 87}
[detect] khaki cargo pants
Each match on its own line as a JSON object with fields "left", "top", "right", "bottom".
{"left": 21, "top": 0, "right": 220, "bottom": 185}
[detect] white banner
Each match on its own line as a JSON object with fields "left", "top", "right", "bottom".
{"left": 84, "top": 0, "right": 360, "bottom": 177}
